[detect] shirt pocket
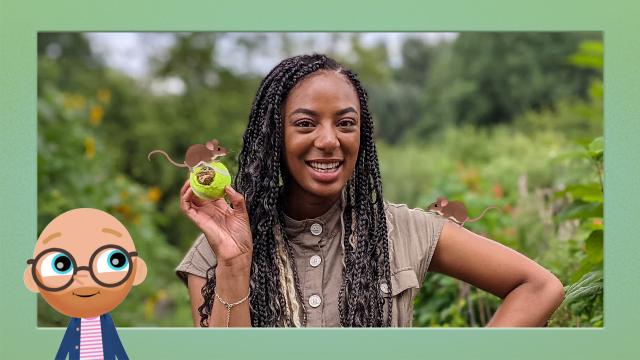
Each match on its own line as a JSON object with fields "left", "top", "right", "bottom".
{"left": 388, "top": 267, "right": 420, "bottom": 326}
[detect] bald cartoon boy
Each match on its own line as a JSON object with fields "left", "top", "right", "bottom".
{"left": 24, "top": 208, "right": 147, "bottom": 360}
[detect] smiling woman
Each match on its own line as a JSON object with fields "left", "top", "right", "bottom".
{"left": 175, "top": 54, "right": 564, "bottom": 328}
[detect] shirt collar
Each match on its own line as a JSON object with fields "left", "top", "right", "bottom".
{"left": 283, "top": 195, "right": 344, "bottom": 239}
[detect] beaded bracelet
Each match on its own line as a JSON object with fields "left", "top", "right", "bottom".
{"left": 213, "top": 287, "right": 250, "bottom": 327}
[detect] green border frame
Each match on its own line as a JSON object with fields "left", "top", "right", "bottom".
{"left": 1, "top": 1, "right": 639, "bottom": 358}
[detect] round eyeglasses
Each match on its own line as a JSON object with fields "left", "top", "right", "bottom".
{"left": 26, "top": 244, "right": 138, "bottom": 292}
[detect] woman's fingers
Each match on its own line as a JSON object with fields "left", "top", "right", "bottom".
{"left": 180, "top": 179, "right": 190, "bottom": 196}
{"left": 179, "top": 182, "right": 252, "bottom": 261}
{"left": 180, "top": 186, "right": 198, "bottom": 217}
{"left": 180, "top": 182, "right": 225, "bottom": 223}
{"left": 225, "top": 186, "right": 248, "bottom": 219}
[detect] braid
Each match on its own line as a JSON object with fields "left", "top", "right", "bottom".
{"left": 199, "top": 54, "right": 392, "bottom": 327}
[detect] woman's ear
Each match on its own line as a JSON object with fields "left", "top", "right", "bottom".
{"left": 24, "top": 267, "right": 39, "bottom": 293}
{"left": 132, "top": 257, "right": 147, "bottom": 286}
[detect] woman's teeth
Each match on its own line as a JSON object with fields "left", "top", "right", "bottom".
{"left": 308, "top": 161, "right": 341, "bottom": 172}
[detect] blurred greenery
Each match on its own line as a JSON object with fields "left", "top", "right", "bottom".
{"left": 37, "top": 32, "right": 602, "bottom": 327}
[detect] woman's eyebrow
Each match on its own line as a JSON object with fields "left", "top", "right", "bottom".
{"left": 288, "top": 107, "right": 359, "bottom": 117}
{"left": 288, "top": 108, "right": 317, "bottom": 117}
{"left": 335, "top": 107, "right": 358, "bottom": 116}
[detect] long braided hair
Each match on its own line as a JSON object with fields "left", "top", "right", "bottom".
{"left": 199, "top": 54, "right": 392, "bottom": 327}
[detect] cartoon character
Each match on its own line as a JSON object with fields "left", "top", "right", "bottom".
{"left": 24, "top": 208, "right": 147, "bottom": 360}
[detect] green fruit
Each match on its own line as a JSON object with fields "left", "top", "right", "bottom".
{"left": 189, "top": 161, "right": 232, "bottom": 200}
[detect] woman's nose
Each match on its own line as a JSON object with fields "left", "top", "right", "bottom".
{"left": 314, "top": 125, "right": 339, "bottom": 152}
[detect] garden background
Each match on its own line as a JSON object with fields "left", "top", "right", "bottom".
{"left": 37, "top": 32, "right": 603, "bottom": 327}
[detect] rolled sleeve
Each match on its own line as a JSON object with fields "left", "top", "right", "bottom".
{"left": 175, "top": 234, "right": 217, "bottom": 285}
{"left": 385, "top": 203, "right": 448, "bottom": 284}
{"left": 417, "top": 211, "right": 447, "bottom": 282}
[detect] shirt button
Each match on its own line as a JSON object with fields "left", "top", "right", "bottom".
{"left": 75, "top": 345, "right": 79, "bottom": 350}
{"left": 76, "top": 327, "right": 79, "bottom": 331}
{"left": 310, "top": 223, "right": 323, "bottom": 236}
{"left": 380, "top": 282, "right": 390, "bottom": 294}
{"left": 309, "top": 255, "right": 322, "bottom": 267}
{"left": 308, "top": 295, "right": 322, "bottom": 308}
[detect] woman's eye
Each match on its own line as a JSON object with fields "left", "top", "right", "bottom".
{"left": 96, "top": 249, "right": 129, "bottom": 273}
{"left": 40, "top": 252, "right": 74, "bottom": 277}
{"left": 294, "top": 119, "right": 314, "bottom": 128}
{"left": 338, "top": 119, "right": 356, "bottom": 127}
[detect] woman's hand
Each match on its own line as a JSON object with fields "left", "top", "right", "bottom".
{"left": 179, "top": 180, "right": 253, "bottom": 268}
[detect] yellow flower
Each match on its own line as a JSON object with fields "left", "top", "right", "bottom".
{"left": 84, "top": 137, "right": 96, "bottom": 159}
{"left": 114, "top": 204, "right": 132, "bottom": 219}
{"left": 147, "top": 186, "right": 162, "bottom": 203}
{"left": 89, "top": 105, "right": 104, "bottom": 126}
{"left": 144, "top": 290, "right": 168, "bottom": 320}
{"left": 63, "top": 94, "right": 86, "bottom": 110}
{"left": 97, "top": 88, "right": 111, "bottom": 104}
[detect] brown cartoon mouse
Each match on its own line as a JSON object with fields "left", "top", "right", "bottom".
{"left": 427, "top": 197, "right": 500, "bottom": 226}
{"left": 148, "top": 139, "right": 228, "bottom": 172}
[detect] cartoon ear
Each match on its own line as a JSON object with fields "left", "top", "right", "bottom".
{"left": 440, "top": 199, "right": 449, "bottom": 206}
{"left": 23, "top": 267, "right": 39, "bottom": 293}
{"left": 132, "top": 257, "right": 147, "bottom": 286}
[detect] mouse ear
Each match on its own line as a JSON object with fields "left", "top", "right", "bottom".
{"left": 440, "top": 199, "right": 448, "bottom": 206}
{"left": 205, "top": 141, "right": 215, "bottom": 151}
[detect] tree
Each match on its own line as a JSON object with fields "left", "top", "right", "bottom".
{"left": 415, "top": 32, "right": 601, "bottom": 138}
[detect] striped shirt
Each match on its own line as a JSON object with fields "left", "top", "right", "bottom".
{"left": 80, "top": 317, "right": 104, "bottom": 359}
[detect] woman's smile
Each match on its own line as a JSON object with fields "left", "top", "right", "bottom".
{"left": 305, "top": 159, "right": 344, "bottom": 182}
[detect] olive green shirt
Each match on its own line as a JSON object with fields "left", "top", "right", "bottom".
{"left": 176, "top": 199, "right": 447, "bottom": 327}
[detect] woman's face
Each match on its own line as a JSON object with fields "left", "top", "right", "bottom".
{"left": 282, "top": 70, "right": 361, "bottom": 201}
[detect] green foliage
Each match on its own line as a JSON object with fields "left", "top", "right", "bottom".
{"left": 411, "top": 33, "right": 601, "bottom": 138}
{"left": 548, "top": 136, "right": 604, "bottom": 327}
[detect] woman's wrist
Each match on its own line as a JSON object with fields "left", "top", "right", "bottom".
{"left": 217, "top": 251, "right": 252, "bottom": 270}
{"left": 215, "top": 252, "right": 251, "bottom": 299}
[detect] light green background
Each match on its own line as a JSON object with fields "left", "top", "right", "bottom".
{"left": 1, "top": 0, "right": 638, "bottom": 358}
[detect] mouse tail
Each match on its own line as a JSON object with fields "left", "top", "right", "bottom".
{"left": 148, "top": 150, "right": 187, "bottom": 168}
{"left": 466, "top": 206, "right": 501, "bottom": 223}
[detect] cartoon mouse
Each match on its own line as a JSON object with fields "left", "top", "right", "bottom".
{"left": 148, "top": 139, "right": 228, "bottom": 172}
{"left": 427, "top": 197, "right": 500, "bottom": 226}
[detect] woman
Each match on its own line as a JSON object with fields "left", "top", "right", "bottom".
{"left": 176, "top": 54, "right": 564, "bottom": 327}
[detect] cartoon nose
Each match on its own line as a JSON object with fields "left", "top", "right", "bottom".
{"left": 73, "top": 267, "right": 91, "bottom": 283}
